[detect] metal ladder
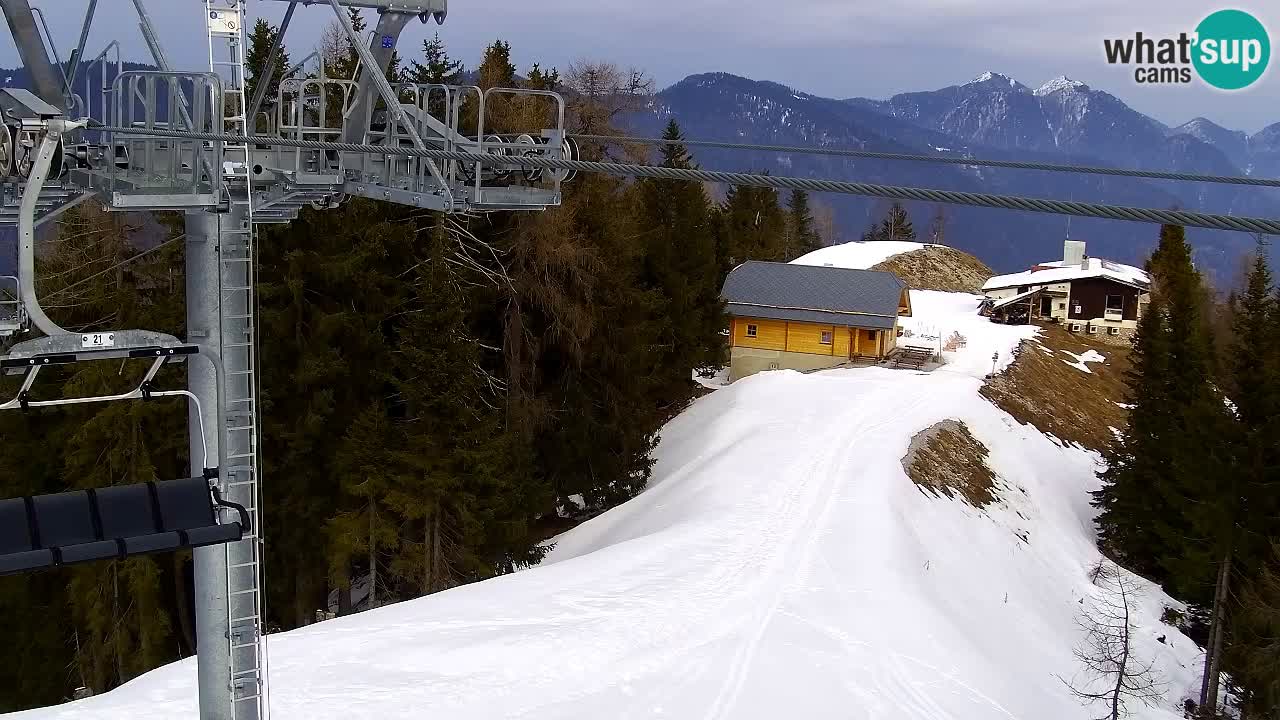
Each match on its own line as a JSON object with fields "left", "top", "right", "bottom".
{"left": 206, "top": 2, "right": 267, "bottom": 718}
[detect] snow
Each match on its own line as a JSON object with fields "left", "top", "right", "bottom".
{"left": 899, "top": 291, "right": 1037, "bottom": 377}
{"left": 1060, "top": 349, "right": 1107, "bottom": 374}
{"left": 990, "top": 288, "right": 1041, "bottom": 310}
{"left": 967, "top": 72, "right": 1020, "bottom": 89}
{"left": 15, "top": 293, "right": 1202, "bottom": 720}
{"left": 1035, "top": 76, "right": 1087, "bottom": 96}
{"left": 693, "top": 366, "right": 731, "bottom": 391}
{"left": 790, "top": 240, "right": 928, "bottom": 271}
{"left": 984, "top": 260, "right": 1149, "bottom": 292}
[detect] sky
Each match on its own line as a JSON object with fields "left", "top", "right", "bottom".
{"left": 4, "top": 0, "right": 1278, "bottom": 133}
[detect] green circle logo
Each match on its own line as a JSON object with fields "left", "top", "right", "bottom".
{"left": 1193, "top": 9, "right": 1270, "bottom": 90}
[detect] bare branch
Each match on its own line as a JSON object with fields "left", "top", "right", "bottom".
{"left": 1066, "top": 561, "right": 1167, "bottom": 720}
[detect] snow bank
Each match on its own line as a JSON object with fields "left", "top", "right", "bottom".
{"left": 791, "top": 241, "right": 928, "bottom": 270}
{"left": 15, "top": 294, "right": 1201, "bottom": 720}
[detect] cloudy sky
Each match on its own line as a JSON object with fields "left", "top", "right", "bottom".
{"left": 6, "top": 0, "right": 1278, "bottom": 132}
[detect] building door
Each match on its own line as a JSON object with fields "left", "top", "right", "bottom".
{"left": 1039, "top": 296, "right": 1053, "bottom": 317}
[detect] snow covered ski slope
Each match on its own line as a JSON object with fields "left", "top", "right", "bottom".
{"left": 14, "top": 292, "right": 1204, "bottom": 720}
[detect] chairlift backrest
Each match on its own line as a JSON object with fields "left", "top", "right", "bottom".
{"left": 0, "top": 477, "right": 246, "bottom": 576}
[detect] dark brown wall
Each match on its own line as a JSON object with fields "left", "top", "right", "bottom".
{"left": 1067, "top": 278, "right": 1140, "bottom": 321}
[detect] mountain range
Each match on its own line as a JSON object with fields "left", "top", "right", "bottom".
{"left": 639, "top": 71, "right": 1280, "bottom": 279}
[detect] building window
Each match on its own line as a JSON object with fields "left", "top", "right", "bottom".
{"left": 820, "top": 330, "right": 833, "bottom": 345}
{"left": 865, "top": 330, "right": 877, "bottom": 341}
{"left": 1106, "top": 295, "right": 1124, "bottom": 312}
{"left": 746, "top": 324, "right": 758, "bottom": 338}
{"left": 1057, "top": 302, "right": 1066, "bottom": 311}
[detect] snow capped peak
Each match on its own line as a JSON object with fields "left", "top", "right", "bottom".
{"left": 968, "top": 71, "right": 1020, "bottom": 89}
{"left": 1035, "top": 75, "right": 1088, "bottom": 96}
{"left": 1182, "top": 116, "right": 1216, "bottom": 128}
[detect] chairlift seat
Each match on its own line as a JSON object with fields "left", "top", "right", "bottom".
{"left": 0, "top": 477, "right": 245, "bottom": 576}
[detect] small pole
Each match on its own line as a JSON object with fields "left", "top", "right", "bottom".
{"left": 990, "top": 351, "right": 999, "bottom": 376}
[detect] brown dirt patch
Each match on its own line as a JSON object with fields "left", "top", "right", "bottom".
{"left": 979, "top": 323, "right": 1132, "bottom": 453}
{"left": 902, "top": 420, "right": 999, "bottom": 508}
{"left": 872, "top": 245, "right": 994, "bottom": 293}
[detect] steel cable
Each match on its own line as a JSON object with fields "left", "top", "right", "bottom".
{"left": 572, "top": 133, "right": 1280, "bottom": 189}
{"left": 97, "top": 126, "right": 1280, "bottom": 235}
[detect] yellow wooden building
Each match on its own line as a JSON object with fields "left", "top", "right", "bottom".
{"left": 721, "top": 261, "right": 912, "bottom": 382}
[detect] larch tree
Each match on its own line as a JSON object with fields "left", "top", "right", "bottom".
{"left": 1064, "top": 562, "right": 1164, "bottom": 720}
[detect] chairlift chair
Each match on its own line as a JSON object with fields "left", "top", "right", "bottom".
{"left": 0, "top": 333, "right": 248, "bottom": 576}
{"left": 0, "top": 476, "right": 249, "bottom": 576}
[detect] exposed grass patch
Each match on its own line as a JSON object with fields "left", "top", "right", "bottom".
{"left": 872, "top": 245, "right": 994, "bottom": 293}
{"left": 902, "top": 420, "right": 998, "bottom": 508}
{"left": 980, "top": 323, "right": 1131, "bottom": 453}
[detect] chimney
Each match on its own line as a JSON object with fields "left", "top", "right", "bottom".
{"left": 1064, "top": 240, "right": 1086, "bottom": 267}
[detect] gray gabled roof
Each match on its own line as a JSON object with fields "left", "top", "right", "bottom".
{"left": 721, "top": 261, "right": 907, "bottom": 329}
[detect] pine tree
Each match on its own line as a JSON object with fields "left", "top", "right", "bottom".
{"left": 406, "top": 33, "right": 463, "bottom": 118}
{"left": 525, "top": 63, "right": 559, "bottom": 91}
{"left": 1226, "top": 240, "right": 1278, "bottom": 567}
{"left": 408, "top": 33, "right": 463, "bottom": 85}
{"left": 1094, "top": 225, "right": 1237, "bottom": 714}
{"left": 878, "top": 201, "right": 916, "bottom": 241}
{"left": 720, "top": 184, "right": 787, "bottom": 263}
{"left": 245, "top": 18, "right": 291, "bottom": 118}
{"left": 635, "top": 119, "right": 725, "bottom": 400}
{"left": 390, "top": 221, "right": 536, "bottom": 590}
{"left": 477, "top": 40, "right": 516, "bottom": 89}
{"left": 784, "top": 189, "right": 822, "bottom": 261}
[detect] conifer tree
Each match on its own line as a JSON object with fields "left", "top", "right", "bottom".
{"left": 1094, "top": 292, "right": 1175, "bottom": 579}
{"left": 390, "top": 221, "right": 535, "bottom": 590}
{"left": 477, "top": 40, "right": 517, "bottom": 89}
{"left": 720, "top": 184, "right": 787, "bottom": 263}
{"left": 1226, "top": 241, "right": 1278, "bottom": 569}
{"left": 408, "top": 33, "right": 464, "bottom": 85}
{"left": 407, "top": 33, "right": 463, "bottom": 117}
{"left": 635, "top": 119, "right": 725, "bottom": 398}
{"left": 1093, "top": 225, "right": 1237, "bottom": 713}
{"left": 525, "top": 63, "right": 559, "bottom": 91}
{"left": 245, "top": 18, "right": 290, "bottom": 117}
{"left": 878, "top": 201, "right": 916, "bottom": 241}
{"left": 784, "top": 189, "right": 822, "bottom": 261}
{"left": 1233, "top": 545, "right": 1280, "bottom": 716}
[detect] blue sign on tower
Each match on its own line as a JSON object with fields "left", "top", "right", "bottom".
{"left": 381, "top": 35, "right": 395, "bottom": 49}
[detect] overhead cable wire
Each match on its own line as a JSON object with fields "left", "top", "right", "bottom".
{"left": 97, "top": 125, "right": 1280, "bottom": 236}
{"left": 572, "top": 133, "right": 1280, "bottom": 189}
